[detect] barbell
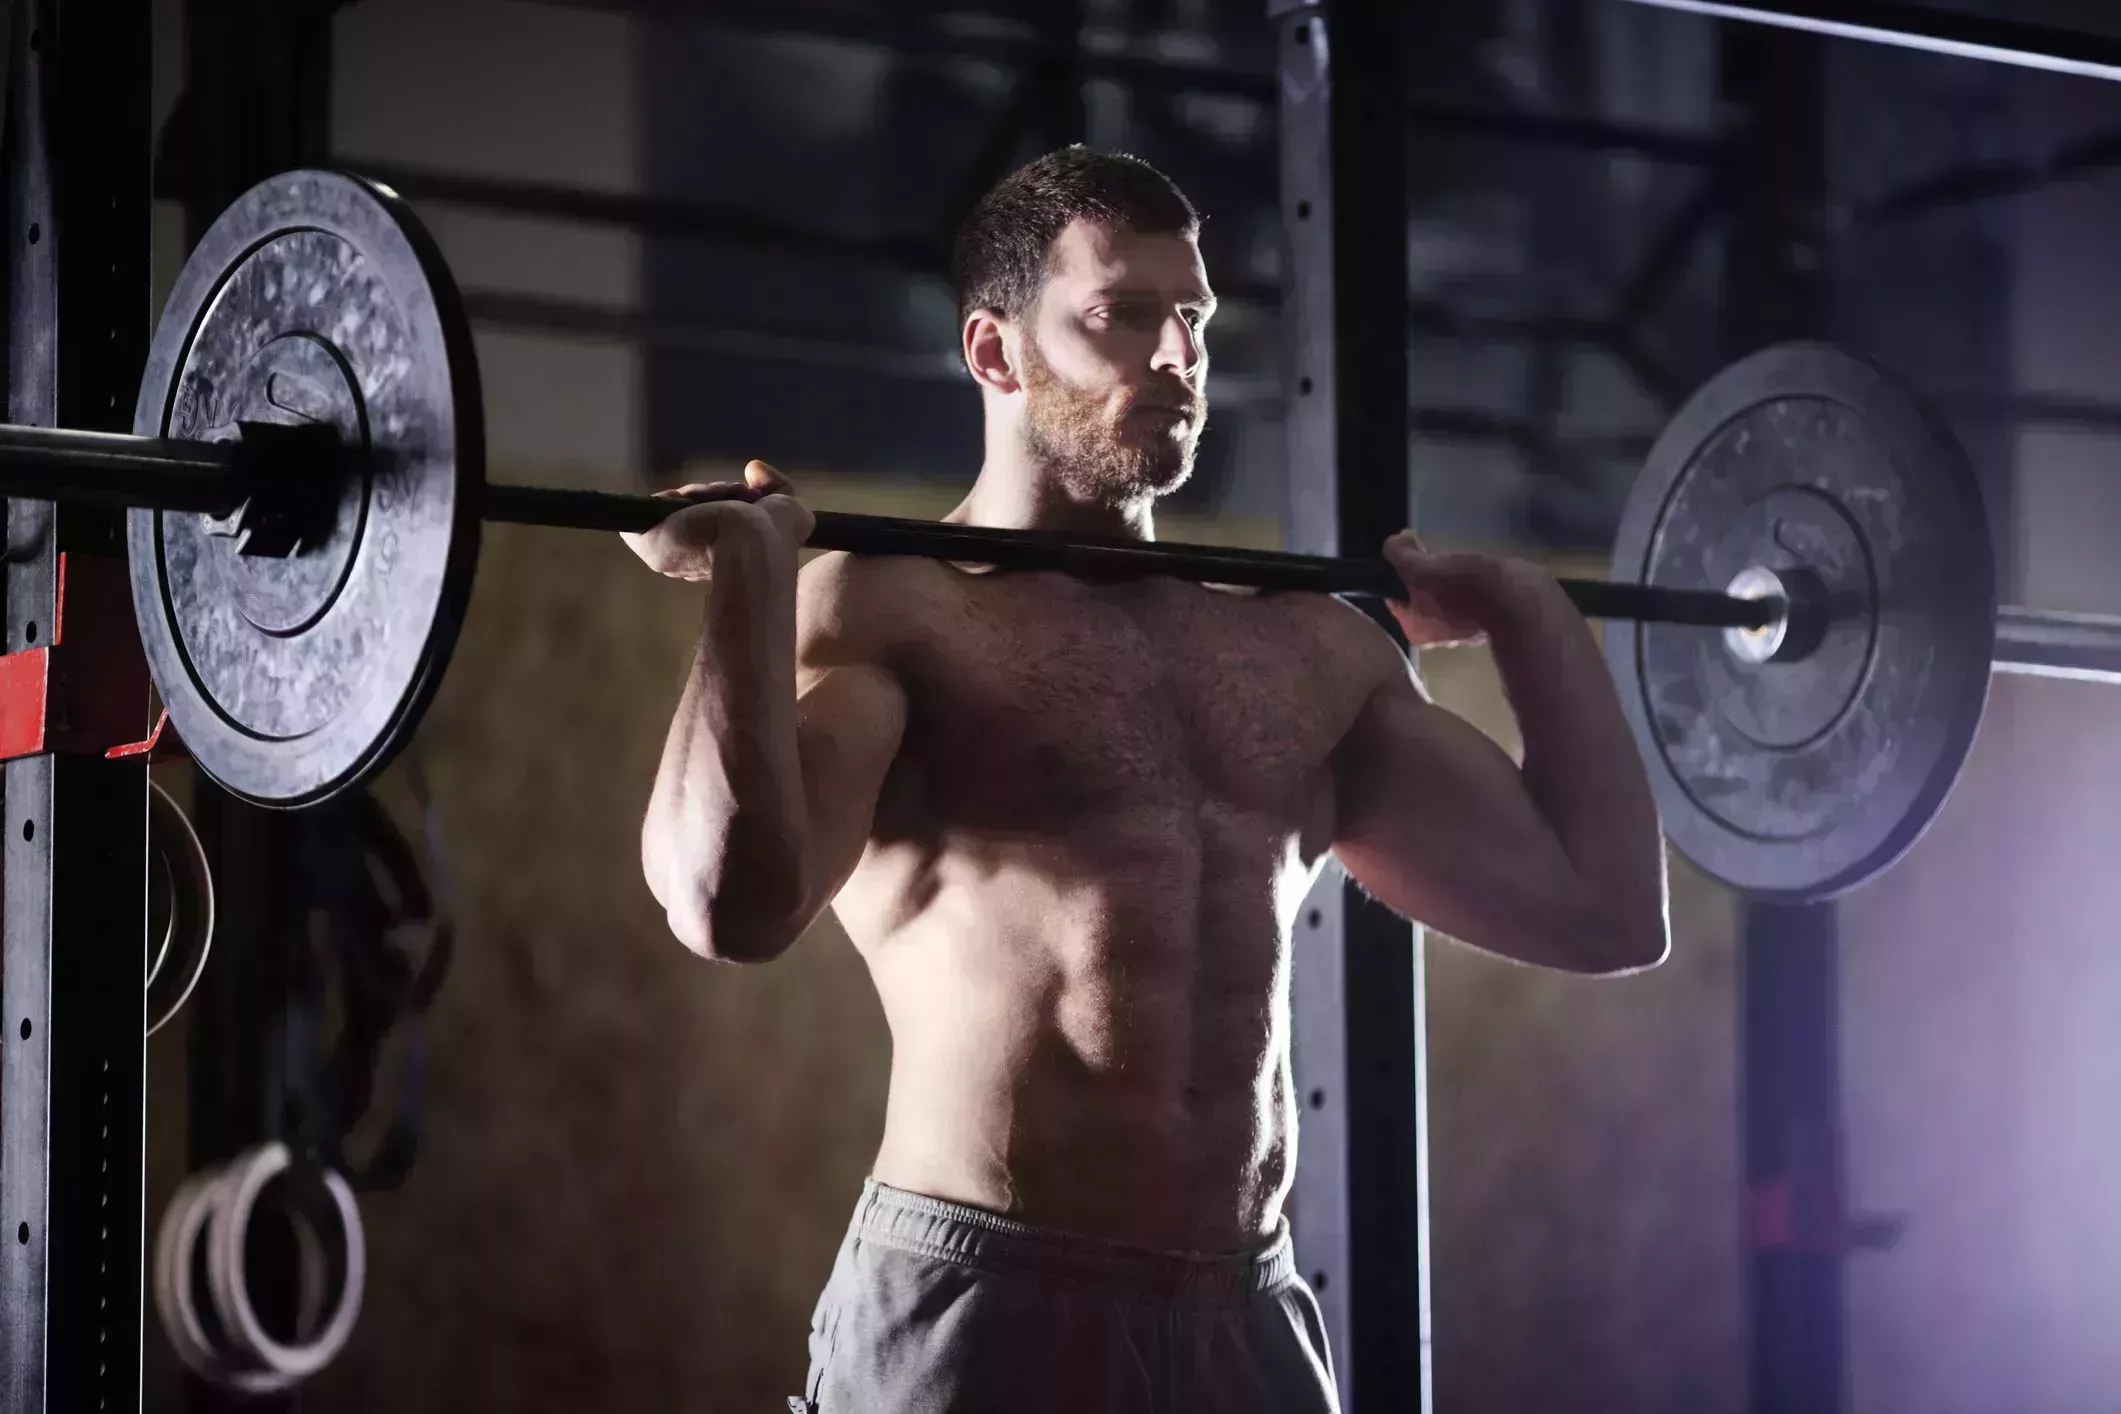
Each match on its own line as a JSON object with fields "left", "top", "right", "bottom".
{"left": 1, "top": 170, "right": 2104, "bottom": 901}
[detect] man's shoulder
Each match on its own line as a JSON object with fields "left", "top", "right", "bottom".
{"left": 796, "top": 550, "right": 954, "bottom": 653}
{"left": 1276, "top": 591, "right": 1408, "bottom": 687}
{"left": 798, "top": 547, "right": 960, "bottom": 602}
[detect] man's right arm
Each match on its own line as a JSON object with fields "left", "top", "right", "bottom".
{"left": 632, "top": 468, "right": 906, "bottom": 962}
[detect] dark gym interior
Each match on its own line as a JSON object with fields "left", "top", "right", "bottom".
{"left": 5, "top": 2, "right": 2121, "bottom": 1411}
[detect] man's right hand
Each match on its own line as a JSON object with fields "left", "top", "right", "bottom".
{"left": 622, "top": 459, "right": 816, "bottom": 582}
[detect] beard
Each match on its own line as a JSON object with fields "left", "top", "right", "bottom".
{"left": 1019, "top": 334, "right": 1206, "bottom": 507}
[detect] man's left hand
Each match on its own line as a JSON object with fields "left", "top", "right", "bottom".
{"left": 1380, "top": 531, "right": 1545, "bottom": 649}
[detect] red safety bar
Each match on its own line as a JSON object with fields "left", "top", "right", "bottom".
{"left": 0, "top": 551, "right": 173, "bottom": 763}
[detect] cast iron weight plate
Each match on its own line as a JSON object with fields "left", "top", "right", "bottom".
{"left": 129, "top": 170, "right": 484, "bottom": 807}
{"left": 1604, "top": 342, "right": 1996, "bottom": 902}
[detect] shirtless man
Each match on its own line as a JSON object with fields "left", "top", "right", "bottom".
{"left": 625, "top": 148, "right": 1668, "bottom": 1414}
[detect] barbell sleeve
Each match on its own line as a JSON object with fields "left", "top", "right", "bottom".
{"left": 0, "top": 425, "right": 247, "bottom": 512}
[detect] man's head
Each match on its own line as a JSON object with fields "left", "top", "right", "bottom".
{"left": 952, "top": 148, "right": 1215, "bottom": 509}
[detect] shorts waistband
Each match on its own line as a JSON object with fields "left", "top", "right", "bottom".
{"left": 850, "top": 1179, "right": 1296, "bottom": 1305}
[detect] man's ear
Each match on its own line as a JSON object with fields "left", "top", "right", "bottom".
{"left": 963, "top": 310, "right": 1020, "bottom": 394}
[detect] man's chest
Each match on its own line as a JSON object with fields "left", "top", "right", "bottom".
{"left": 885, "top": 576, "right": 1370, "bottom": 819}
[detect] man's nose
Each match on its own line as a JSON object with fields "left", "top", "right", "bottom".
{"left": 1152, "top": 313, "right": 1204, "bottom": 379}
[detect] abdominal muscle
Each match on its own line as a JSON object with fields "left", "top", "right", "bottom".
{"left": 839, "top": 806, "right": 1302, "bottom": 1255}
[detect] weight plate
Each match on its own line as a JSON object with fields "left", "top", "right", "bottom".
{"left": 1604, "top": 342, "right": 1996, "bottom": 902}
{"left": 129, "top": 171, "right": 484, "bottom": 807}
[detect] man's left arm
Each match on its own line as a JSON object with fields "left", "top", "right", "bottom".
{"left": 1327, "top": 540, "right": 1669, "bottom": 975}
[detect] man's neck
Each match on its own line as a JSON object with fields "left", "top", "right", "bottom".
{"left": 946, "top": 452, "right": 1155, "bottom": 541}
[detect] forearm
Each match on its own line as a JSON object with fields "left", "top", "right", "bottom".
{"left": 644, "top": 527, "right": 807, "bottom": 955}
{"left": 1480, "top": 569, "right": 1668, "bottom": 960}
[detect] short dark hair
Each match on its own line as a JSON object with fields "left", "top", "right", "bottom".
{"left": 951, "top": 146, "right": 1200, "bottom": 326}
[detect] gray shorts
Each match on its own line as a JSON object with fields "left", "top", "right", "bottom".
{"left": 791, "top": 1179, "right": 1341, "bottom": 1414}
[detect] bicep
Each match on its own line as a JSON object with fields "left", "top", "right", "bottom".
{"left": 1329, "top": 678, "right": 1594, "bottom": 967}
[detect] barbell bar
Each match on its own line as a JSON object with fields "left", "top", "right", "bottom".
{"left": 8, "top": 420, "right": 2116, "bottom": 679}
{"left": 15, "top": 420, "right": 2117, "bottom": 672}
{"left": 0, "top": 420, "right": 1778, "bottom": 629}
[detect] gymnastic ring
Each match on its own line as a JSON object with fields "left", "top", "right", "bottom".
{"left": 155, "top": 1156, "right": 338, "bottom": 1392}
{"left": 203, "top": 1142, "right": 367, "bottom": 1381}
{"left": 145, "top": 778, "right": 215, "bottom": 1037}
{"left": 152, "top": 1166, "right": 305, "bottom": 1394}
{"left": 145, "top": 819, "right": 173, "bottom": 994}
